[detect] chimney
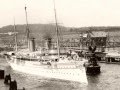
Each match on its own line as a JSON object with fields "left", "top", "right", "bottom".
{"left": 29, "top": 38, "right": 35, "bottom": 52}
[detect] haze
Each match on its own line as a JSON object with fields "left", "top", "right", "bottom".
{"left": 0, "top": 0, "right": 120, "bottom": 28}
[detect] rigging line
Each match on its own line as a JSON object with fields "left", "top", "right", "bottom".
{"left": 13, "top": 17, "right": 18, "bottom": 51}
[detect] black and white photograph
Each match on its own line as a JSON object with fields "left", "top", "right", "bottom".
{"left": 0, "top": 0, "right": 120, "bottom": 90}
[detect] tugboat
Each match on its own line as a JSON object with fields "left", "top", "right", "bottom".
{"left": 84, "top": 46, "right": 101, "bottom": 75}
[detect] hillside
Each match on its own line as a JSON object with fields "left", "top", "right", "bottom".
{"left": 0, "top": 24, "right": 120, "bottom": 41}
{"left": 0, "top": 24, "right": 70, "bottom": 42}
{"left": 1, "top": 24, "right": 120, "bottom": 37}
{"left": 0, "top": 24, "right": 120, "bottom": 49}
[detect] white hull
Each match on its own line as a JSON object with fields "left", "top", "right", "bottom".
{"left": 7, "top": 58, "right": 88, "bottom": 84}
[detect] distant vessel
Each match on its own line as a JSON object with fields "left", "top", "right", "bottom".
{"left": 5, "top": 1, "right": 88, "bottom": 84}
{"left": 105, "top": 50, "right": 120, "bottom": 63}
{"left": 103, "top": 30, "right": 120, "bottom": 63}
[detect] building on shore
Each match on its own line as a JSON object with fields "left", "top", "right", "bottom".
{"left": 40, "top": 31, "right": 107, "bottom": 52}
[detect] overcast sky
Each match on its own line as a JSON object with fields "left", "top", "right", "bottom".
{"left": 0, "top": 0, "right": 120, "bottom": 28}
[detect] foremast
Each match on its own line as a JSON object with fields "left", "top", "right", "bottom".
{"left": 25, "top": 5, "right": 30, "bottom": 49}
{"left": 53, "top": 0, "right": 60, "bottom": 59}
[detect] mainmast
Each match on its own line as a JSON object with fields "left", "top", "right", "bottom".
{"left": 53, "top": 0, "right": 60, "bottom": 59}
{"left": 13, "top": 18, "right": 18, "bottom": 51}
{"left": 25, "top": 5, "right": 30, "bottom": 48}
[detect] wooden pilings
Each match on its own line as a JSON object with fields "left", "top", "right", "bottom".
{"left": 4, "top": 74, "right": 25, "bottom": 90}
{"left": 0, "top": 69, "right": 4, "bottom": 79}
{"left": 4, "top": 74, "right": 11, "bottom": 84}
{"left": 106, "top": 57, "right": 117, "bottom": 63}
{"left": 9, "top": 80, "right": 17, "bottom": 90}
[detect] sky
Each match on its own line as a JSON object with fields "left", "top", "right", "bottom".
{"left": 0, "top": 0, "right": 120, "bottom": 28}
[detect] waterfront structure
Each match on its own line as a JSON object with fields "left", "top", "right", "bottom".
{"left": 41, "top": 31, "right": 107, "bottom": 52}
{"left": 105, "top": 50, "right": 120, "bottom": 63}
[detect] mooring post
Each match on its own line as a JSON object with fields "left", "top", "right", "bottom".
{"left": 23, "top": 87, "right": 25, "bottom": 90}
{"left": 9, "top": 80, "right": 17, "bottom": 90}
{"left": 4, "top": 74, "right": 11, "bottom": 84}
{"left": 0, "top": 69, "right": 4, "bottom": 79}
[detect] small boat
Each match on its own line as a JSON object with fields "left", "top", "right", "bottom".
{"left": 84, "top": 46, "right": 101, "bottom": 75}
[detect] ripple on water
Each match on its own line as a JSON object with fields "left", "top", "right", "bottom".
{"left": 1, "top": 58, "right": 120, "bottom": 90}
{"left": 3, "top": 66, "right": 87, "bottom": 90}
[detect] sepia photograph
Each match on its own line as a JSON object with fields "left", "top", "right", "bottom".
{"left": 0, "top": 0, "right": 120, "bottom": 90}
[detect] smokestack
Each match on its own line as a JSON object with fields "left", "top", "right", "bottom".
{"left": 29, "top": 38, "right": 35, "bottom": 52}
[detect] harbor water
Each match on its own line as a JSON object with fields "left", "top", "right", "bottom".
{"left": 1, "top": 57, "right": 120, "bottom": 90}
